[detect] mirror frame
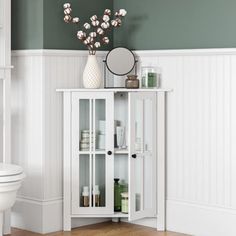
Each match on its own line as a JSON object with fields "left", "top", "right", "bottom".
{"left": 105, "top": 47, "right": 136, "bottom": 76}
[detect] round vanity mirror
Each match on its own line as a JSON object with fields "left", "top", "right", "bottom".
{"left": 105, "top": 47, "right": 136, "bottom": 76}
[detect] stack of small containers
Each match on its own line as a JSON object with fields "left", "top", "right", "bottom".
{"left": 80, "top": 130, "right": 94, "bottom": 151}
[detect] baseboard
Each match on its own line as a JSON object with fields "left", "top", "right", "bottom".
{"left": 167, "top": 200, "right": 236, "bottom": 236}
{"left": 12, "top": 197, "right": 62, "bottom": 234}
{"left": 11, "top": 197, "right": 109, "bottom": 234}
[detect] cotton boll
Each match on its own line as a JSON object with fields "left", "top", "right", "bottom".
{"left": 115, "top": 18, "right": 122, "bottom": 26}
{"left": 103, "top": 15, "right": 110, "bottom": 22}
{"left": 94, "top": 42, "right": 101, "bottom": 48}
{"left": 90, "top": 15, "right": 98, "bottom": 21}
{"left": 77, "top": 30, "right": 86, "bottom": 39}
{"left": 102, "top": 37, "right": 109, "bottom": 44}
{"left": 64, "top": 8, "right": 72, "bottom": 15}
{"left": 111, "top": 20, "right": 118, "bottom": 27}
{"left": 91, "top": 20, "right": 100, "bottom": 27}
{"left": 63, "top": 3, "right": 71, "bottom": 9}
{"left": 104, "top": 9, "right": 111, "bottom": 16}
{"left": 119, "top": 9, "right": 127, "bottom": 16}
{"left": 89, "top": 32, "right": 97, "bottom": 38}
{"left": 83, "top": 39, "right": 90, "bottom": 45}
{"left": 84, "top": 23, "right": 91, "bottom": 30}
{"left": 101, "top": 22, "right": 110, "bottom": 29}
{"left": 87, "top": 36, "right": 94, "bottom": 43}
{"left": 83, "top": 36, "right": 94, "bottom": 45}
{"left": 97, "top": 28, "right": 104, "bottom": 35}
{"left": 72, "top": 17, "right": 80, "bottom": 24}
{"left": 64, "top": 15, "right": 72, "bottom": 23}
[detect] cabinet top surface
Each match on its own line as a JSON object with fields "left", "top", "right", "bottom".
{"left": 56, "top": 88, "right": 172, "bottom": 92}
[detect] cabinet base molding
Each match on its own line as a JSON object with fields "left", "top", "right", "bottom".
{"left": 121, "top": 217, "right": 157, "bottom": 229}
{"left": 167, "top": 200, "right": 236, "bottom": 236}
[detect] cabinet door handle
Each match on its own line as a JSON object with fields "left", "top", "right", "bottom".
{"left": 132, "top": 154, "right": 137, "bottom": 159}
{"left": 107, "top": 151, "right": 112, "bottom": 155}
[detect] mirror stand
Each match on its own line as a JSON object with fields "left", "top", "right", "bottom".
{"left": 103, "top": 59, "right": 138, "bottom": 89}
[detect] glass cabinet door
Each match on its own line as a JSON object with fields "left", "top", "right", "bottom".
{"left": 71, "top": 92, "right": 114, "bottom": 215}
{"left": 129, "top": 92, "right": 157, "bottom": 221}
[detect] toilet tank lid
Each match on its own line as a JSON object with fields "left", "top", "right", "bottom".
{"left": 0, "top": 163, "right": 23, "bottom": 176}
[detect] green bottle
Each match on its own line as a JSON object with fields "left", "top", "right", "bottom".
{"left": 114, "top": 178, "right": 121, "bottom": 212}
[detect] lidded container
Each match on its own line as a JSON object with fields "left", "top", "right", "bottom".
{"left": 82, "top": 186, "right": 89, "bottom": 207}
{"left": 141, "top": 66, "right": 161, "bottom": 88}
{"left": 121, "top": 192, "right": 129, "bottom": 214}
{"left": 125, "top": 75, "right": 139, "bottom": 89}
{"left": 93, "top": 185, "right": 101, "bottom": 207}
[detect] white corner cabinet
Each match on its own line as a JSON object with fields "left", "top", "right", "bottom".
{"left": 58, "top": 88, "right": 171, "bottom": 231}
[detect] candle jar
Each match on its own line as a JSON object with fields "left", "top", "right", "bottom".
{"left": 125, "top": 75, "right": 139, "bottom": 89}
{"left": 141, "top": 67, "right": 161, "bottom": 89}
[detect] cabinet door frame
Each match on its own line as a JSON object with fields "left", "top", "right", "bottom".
{"left": 71, "top": 92, "right": 114, "bottom": 215}
{"left": 128, "top": 92, "right": 157, "bottom": 221}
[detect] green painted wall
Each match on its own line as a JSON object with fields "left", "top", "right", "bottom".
{"left": 43, "top": 0, "right": 113, "bottom": 50}
{"left": 114, "top": 0, "right": 236, "bottom": 50}
{"left": 12, "top": 0, "right": 236, "bottom": 50}
{"left": 12, "top": 0, "right": 113, "bottom": 50}
{"left": 12, "top": 0, "right": 44, "bottom": 49}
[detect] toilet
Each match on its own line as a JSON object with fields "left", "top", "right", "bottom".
{"left": 0, "top": 163, "right": 25, "bottom": 236}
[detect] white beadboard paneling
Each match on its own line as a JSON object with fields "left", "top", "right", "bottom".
{"left": 230, "top": 56, "right": 236, "bottom": 209}
{"left": 12, "top": 50, "right": 106, "bottom": 201}
{"left": 11, "top": 49, "right": 236, "bottom": 235}
{"left": 136, "top": 49, "right": 236, "bottom": 235}
{"left": 11, "top": 55, "right": 44, "bottom": 200}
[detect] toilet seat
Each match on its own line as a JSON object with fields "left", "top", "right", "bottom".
{"left": 0, "top": 163, "right": 25, "bottom": 183}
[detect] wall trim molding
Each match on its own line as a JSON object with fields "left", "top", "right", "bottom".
{"left": 11, "top": 48, "right": 236, "bottom": 58}
{"left": 16, "top": 196, "right": 63, "bottom": 205}
{"left": 11, "top": 50, "right": 107, "bottom": 57}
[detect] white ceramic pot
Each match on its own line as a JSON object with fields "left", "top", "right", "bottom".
{"left": 83, "top": 55, "right": 102, "bottom": 89}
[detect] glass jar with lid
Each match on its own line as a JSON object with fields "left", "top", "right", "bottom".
{"left": 121, "top": 192, "right": 129, "bottom": 214}
{"left": 141, "top": 66, "right": 161, "bottom": 89}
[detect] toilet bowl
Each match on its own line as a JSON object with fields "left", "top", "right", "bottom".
{"left": 0, "top": 163, "right": 25, "bottom": 236}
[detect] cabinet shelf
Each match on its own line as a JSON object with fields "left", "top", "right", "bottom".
{"left": 79, "top": 150, "right": 106, "bottom": 155}
{"left": 79, "top": 149, "right": 129, "bottom": 155}
{"left": 114, "top": 149, "right": 129, "bottom": 154}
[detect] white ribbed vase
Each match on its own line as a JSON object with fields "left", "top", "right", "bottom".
{"left": 83, "top": 55, "right": 102, "bottom": 89}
